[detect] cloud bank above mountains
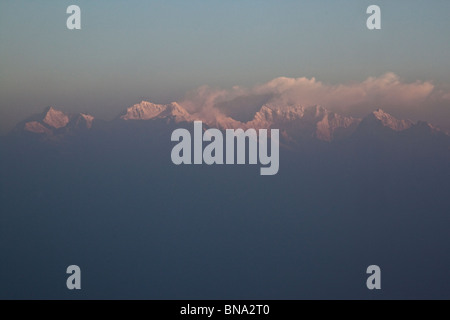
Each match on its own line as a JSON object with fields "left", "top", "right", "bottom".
{"left": 178, "top": 72, "right": 449, "bottom": 128}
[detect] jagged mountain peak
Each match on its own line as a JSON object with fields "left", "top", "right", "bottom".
{"left": 71, "top": 113, "right": 95, "bottom": 129}
{"left": 120, "top": 101, "right": 191, "bottom": 123}
{"left": 364, "top": 108, "right": 413, "bottom": 131}
{"left": 250, "top": 104, "right": 305, "bottom": 123}
{"left": 42, "top": 107, "right": 69, "bottom": 129}
{"left": 121, "top": 101, "right": 166, "bottom": 120}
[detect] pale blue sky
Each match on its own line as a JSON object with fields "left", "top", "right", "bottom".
{"left": 1, "top": 0, "right": 450, "bottom": 133}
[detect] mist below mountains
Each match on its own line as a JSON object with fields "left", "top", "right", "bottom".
{"left": 1, "top": 102, "right": 449, "bottom": 299}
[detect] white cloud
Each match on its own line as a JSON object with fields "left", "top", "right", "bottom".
{"left": 178, "top": 73, "right": 449, "bottom": 127}
{"left": 253, "top": 72, "right": 434, "bottom": 113}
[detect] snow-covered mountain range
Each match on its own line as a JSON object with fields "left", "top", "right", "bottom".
{"left": 14, "top": 101, "right": 448, "bottom": 143}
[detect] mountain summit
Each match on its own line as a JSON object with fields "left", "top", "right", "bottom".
{"left": 365, "top": 108, "right": 413, "bottom": 131}
{"left": 120, "top": 101, "right": 191, "bottom": 123}
{"left": 42, "top": 107, "right": 70, "bottom": 129}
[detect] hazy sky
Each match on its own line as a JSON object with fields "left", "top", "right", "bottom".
{"left": 1, "top": 0, "right": 450, "bottom": 133}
